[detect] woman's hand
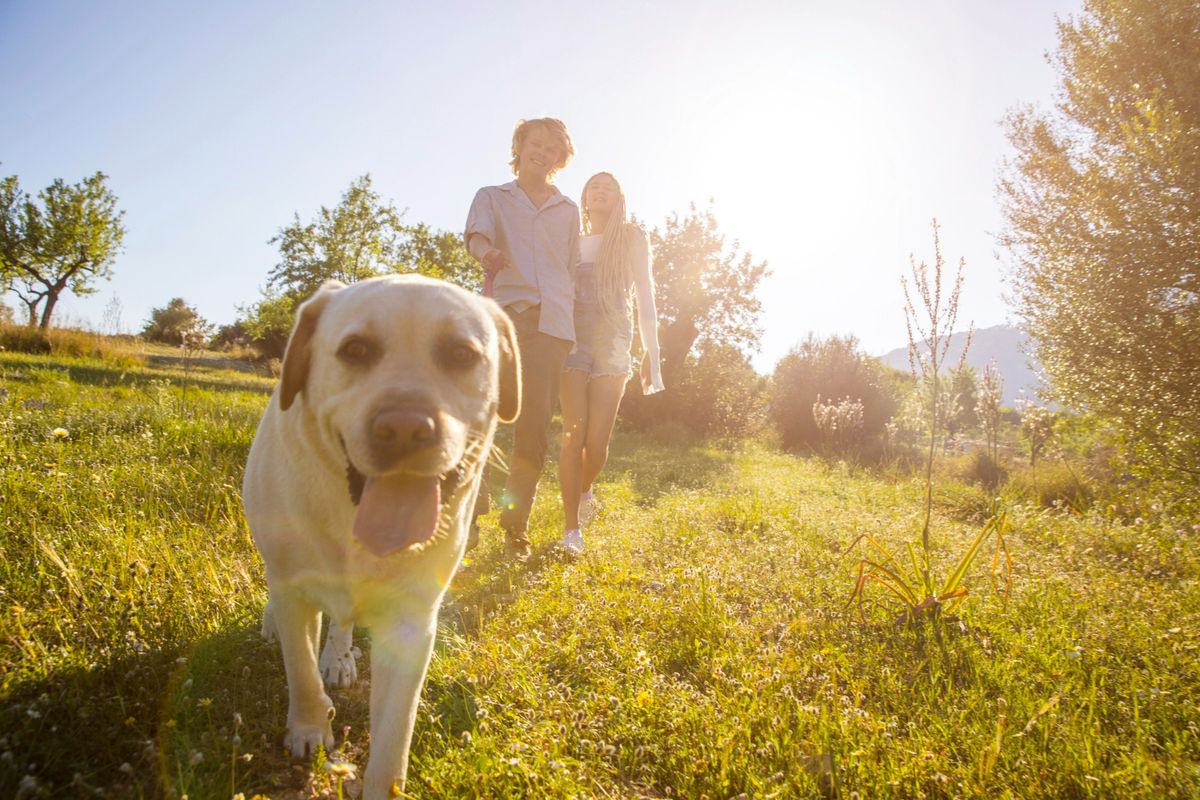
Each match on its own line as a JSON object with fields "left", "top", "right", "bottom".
{"left": 641, "top": 356, "right": 665, "bottom": 395}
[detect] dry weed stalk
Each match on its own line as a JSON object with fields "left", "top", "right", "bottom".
{"left": 812, "top": 394, "right": 865, "bottom": 459}
{"left": 902, "top": 219, "right": 972, "bottom": 585}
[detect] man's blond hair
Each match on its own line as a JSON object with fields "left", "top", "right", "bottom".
{"left": 509, "top": 118, "right": 575, "bottom": 177}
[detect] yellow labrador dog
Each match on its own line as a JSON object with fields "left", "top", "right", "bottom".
{"left": 243, "top": 275, "right": 519, "bottom": 798}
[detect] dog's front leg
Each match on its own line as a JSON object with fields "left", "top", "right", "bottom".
{"left": 320, "top": 620, "right": 359, "bottom": 688}
{"left": 271, "top": 592, "right": 336, "bottom": 758}
{"left": 362, "top": 613, "right": 438, "bottom": 800}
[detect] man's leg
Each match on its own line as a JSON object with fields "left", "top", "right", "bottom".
{"left": 499, "top": 308, "right": 570, "bottom": 556}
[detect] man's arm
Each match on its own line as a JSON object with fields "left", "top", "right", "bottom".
{"left": 465, "top": 190, "right": 509, "bottom": 293}
{"left": 468, "top": 234, "right": 508, "bottom": 275}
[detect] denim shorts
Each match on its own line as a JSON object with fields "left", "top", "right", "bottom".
{"left": 564, "top": 264, "right": 633, "bottom": 378}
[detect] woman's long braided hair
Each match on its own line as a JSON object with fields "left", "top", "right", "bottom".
{"left": 581, "top": 172, "right": 641, "bottom": 321}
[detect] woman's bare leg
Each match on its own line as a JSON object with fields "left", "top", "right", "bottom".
{"left": 580, "top": 375, "right": 627, "bottom": 493}
{"left": 559, "top": 369, "right": 591, "bottom": 530}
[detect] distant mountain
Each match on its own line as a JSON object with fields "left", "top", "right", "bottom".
{"left": 877, "top": 324, "right": 1045, "bottom": 407}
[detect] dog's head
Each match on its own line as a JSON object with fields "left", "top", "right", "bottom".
{"left": 277, "top": 275, "right": 520, "bottom": 557}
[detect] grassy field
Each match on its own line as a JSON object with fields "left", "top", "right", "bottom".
{"left": 2, "top": 351, "right": 1198, "bottom": 799}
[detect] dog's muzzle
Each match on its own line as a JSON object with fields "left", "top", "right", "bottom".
{"left": 367, "top": 406, "right": 441, "bottom": 469}
{"left": 339, "top": 427, "right": 478, "bottom": 558}
{"left": 345, "top": 459, "right": 464, "bottom": 507}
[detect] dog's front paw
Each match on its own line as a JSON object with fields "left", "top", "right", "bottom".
{"left": 284, "top": 716, "right": 335, "bottom": 759}
{"left": 364, "top": 767, "right": 404, "bottom": 800}
{"left": 260, "top": 605, "right": 278, "bottom": 643}
{"left": 320, "top": 644, "right": 360, "bottom": 689}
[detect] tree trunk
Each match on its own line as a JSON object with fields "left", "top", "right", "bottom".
{"left": 661, "top": 319, "right": 699, "bottom": 388}
{"left": 38, "top": 291, "right": 59, "bottom": 330}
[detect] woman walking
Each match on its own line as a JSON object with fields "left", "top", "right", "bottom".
{"left": 559, "top": 172, "right": 664, "bottom": 555}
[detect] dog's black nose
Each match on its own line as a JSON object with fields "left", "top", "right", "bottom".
{"left": 370, "top": 407, "right": 439, "bottom": 463}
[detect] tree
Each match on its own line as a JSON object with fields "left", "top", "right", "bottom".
{"left": 142, "top": 298, "right": 210, "bottom": 345}
{"left": 245, "top": 175, "right": 479, "bottom": 358}
{"left": 209, "top": 320, "right": 251, "bottom": 351}
{"left": 670, "top": 344, "right": 766, "bottom": 438}
{"left": 267, "top": 174, "right": 404, "bottom": 298}
{"left": 946, "top": 364, "right": 980, "bottom": 439}
{"left": 396, "top": 222, "right": 482, "bottom": 293}
{"left": 0, "top": 171, "right": 126, "bottom": 329}
{"left": 998, "top": 0, "right": 1200, "bottom": 489}
{"left": 648, "top": 203, "right": 769, "bottom": 377}
{"left": 621, "top": 342, "right": 766, "bottom": 438}
{"left": 9, "top": 272, "right": 46, "bottom": 327}
{"left": 238, "top": 288, "right": 300, "bottom": 360}
{"left": 619, "top": 205, "right": 768, "bottom": 436}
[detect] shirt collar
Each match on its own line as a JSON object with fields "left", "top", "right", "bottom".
{"left": 499, "top": 180, "right": 574, "bottom": 211}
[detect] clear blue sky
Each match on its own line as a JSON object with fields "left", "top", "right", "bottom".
{"left": 1, "top": 0, "right": 1081, "bottom": 370}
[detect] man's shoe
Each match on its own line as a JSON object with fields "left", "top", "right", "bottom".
{"left": 503, "top": 534, "right": 532, "bottom": 562}
{"left": 560, "top": 528, "right": 584, "bottom": 556}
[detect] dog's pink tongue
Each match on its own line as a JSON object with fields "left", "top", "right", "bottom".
{"left": 352, "top": 474, "right": 441, "bottom": 557}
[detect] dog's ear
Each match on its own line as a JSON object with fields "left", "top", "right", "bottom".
{"left": 490, "top": 303, "right": 522, "bottom": 423}
{"left": 279, "top": 282, "right": 344, "bottom": 411}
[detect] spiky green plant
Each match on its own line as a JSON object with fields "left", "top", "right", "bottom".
{"left": 846, "top": 507, "right": 1012, "bottom": 623}
{"left": 848, "top": 220, "right": 1011, "bottom": 623}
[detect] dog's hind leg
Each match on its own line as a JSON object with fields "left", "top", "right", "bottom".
{"left": 362, "top": 612, "right": 438, "bottom": 800}
{"left": 272, "top": 591, "right": 335, "bottom": 759}
{"left": 319, "top": 620, "right": 359, "bottom": 689}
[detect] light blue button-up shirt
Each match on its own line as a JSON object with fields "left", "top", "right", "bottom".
{"left": 465, "top": 181, "right": 579, "bottom": 342}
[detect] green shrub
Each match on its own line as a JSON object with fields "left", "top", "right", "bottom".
{"left": 1004, "top": 460, "right": 1093, "bottom": 511}
{"left": 770, "top": 334, "right": 900, "bottom": 458}
{"left": 0, "top": 323, "right": 52, "bottom": 353}
{"left": 962, "top": 447, "right": 1008, "bottom": 491}
{"left": 933, "top": 478, "right": 996, "bottom": 522}
{"left": 141, "top": 297, "right": 209, "bottom": 345}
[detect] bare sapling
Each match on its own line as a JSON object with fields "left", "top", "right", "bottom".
{"left": 1019, "top": 401, "right": 1055, "bottom": 499}
{"left": 180, "top": 322, "right": 207, "bottom": 414}
{"left": 981, "top": 359, "right": 1003, "bottom": 464}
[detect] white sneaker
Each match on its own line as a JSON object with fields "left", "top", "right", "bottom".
{"left": 561, "top": 528, "right": 584, "bottom": 556}
{"left": 578, "top": 489, "right": 598, "bottom": 527}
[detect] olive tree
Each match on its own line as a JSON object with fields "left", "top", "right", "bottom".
{"left": 998, "top": 0, "right": 1200, "bottom": 489}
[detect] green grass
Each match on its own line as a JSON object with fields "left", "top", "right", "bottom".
{"left": 2, "top": 351, "right": 1198, "bottom": 798}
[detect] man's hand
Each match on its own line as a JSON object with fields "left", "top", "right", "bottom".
{"left": 481, "top": 248, "right": 508, "bottom": 278}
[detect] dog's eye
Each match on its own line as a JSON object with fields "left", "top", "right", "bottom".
{"left": 442, "top": 341, "right": 481, "bottom": 370}
{"left": 337, "top": 338, "right": 373, "bottom": 363}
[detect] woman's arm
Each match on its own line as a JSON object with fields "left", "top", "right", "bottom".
{"left": 630, "top": 227, "right": 665, "bottom": 394}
